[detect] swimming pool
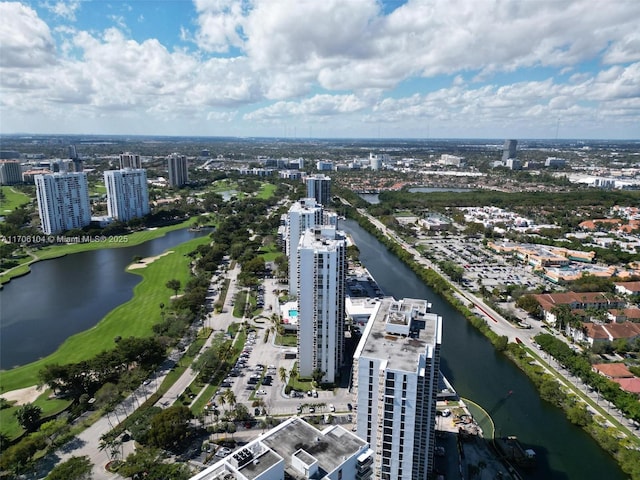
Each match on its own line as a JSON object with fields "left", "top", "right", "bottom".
{"left": 288, "top": 309, "right": 298, "bottom": 317}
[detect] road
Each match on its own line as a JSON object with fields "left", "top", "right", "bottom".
{"left": 39, "top": 262, "right": 246, "bottom": 479}
{"left": 355, "top": 207, "right": 640, "bottom": 439}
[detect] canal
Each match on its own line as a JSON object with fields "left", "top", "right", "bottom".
{"left": 342, "top": 218, "right": 625, "bottom": 480}
{"left": 0, "top": 228, "right": 206, "bottom": 369}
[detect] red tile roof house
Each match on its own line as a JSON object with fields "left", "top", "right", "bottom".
{"left": 615, "top": 281, "right": 640, "bottom": 297}
{"left": 613, "top": 377, "right": 640, "bottom": 396}
{"left": 534, "top": 291, "right": 626, "bottom": 326}
{"left": 592, "top": 363, "right": 634, "bottom": 379}
{"left": 578, "top": 321, "right": 640, "bottom": 347}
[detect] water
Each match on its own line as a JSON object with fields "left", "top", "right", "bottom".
{"left": 342, "top": 219, "right": 625, "bottom": 480}
{"left": 360, "top": 187, "right": 472, "bottom": 204}
{"left": 0, "top": 228, "right": 206, "bottom": 369}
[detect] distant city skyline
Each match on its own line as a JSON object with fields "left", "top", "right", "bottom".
{"left": 1, "top": 0, "right": 639, "bottom": 139}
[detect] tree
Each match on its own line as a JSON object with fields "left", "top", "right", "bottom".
{"left": 539, "top": 378, "right": 564, "bottom": 406}
{"left": 567, "top": 403, "right": 592, "bottom": 427}
{"left": 147, "top": 405, "right": 192, "bottom": 450}
{"left": 278, "top": 366, "right": 287, "bottom": 384}
{"left": 118, "top": 447, "right": 191, "bottom": 480}
{"left": 46, "top": 456, "right": 93, "bottom": 480}
{"left": 14, "top": 403, "right": 42, "bottom": 432}
{"left": 516, "top": 294, "right": 541, "bottom": 315}
{"left": 166, "top": 278, "right": 181, "bottom": 297}
{"left": 39, "top": 418, "right": 70, "bottom": 446}
{"left": 312, "top": 368, "right": 325, "bottom": 385}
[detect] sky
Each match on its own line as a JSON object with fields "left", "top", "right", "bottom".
{"left": 1, "top": 0, "right": 639, "bottom": 139}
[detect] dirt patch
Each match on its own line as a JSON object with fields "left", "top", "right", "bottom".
{"left": 128, "top": 250, "right": 174, "bottom": 269}
{"left": 1, "top": 385, "right": 43, "bottom": 406}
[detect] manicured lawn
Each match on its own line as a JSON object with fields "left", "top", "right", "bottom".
{"left": 0, "top": 235, "right": 210, "bottom": 393}
{"left": 0, "top": 186, "right": 31, "bottom": 215}
{"left": 256, "top": 183, "right": 276, "bottom": 200}
{"left": 258, "top": 243, "right": 282, "bottom": 262}
{"left": 0, "top": 390, "right": 72, "bottom": 440}
{"left": 275, "top": 333, "right": 297, "bottom": 347}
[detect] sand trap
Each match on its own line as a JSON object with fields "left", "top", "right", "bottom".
{"left": 1, "top": 385, "right": 43, "bottom": 406}
{"left": 128, "top": 250, "right": 174, "bottom": 269}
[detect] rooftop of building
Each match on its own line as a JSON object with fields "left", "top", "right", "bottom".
{"left": 593, "top": 363, "right": 633, "bottom": 378}
{"left": 261, "top": 418, "right": 367, "bottom": 478}
{"left": 299, "top": 226, "right": 344, "bottom": 250}
{"left": 190, "top": 417, "right": 368, "bottom": 480}
{"left": 355, "top": 297, "right": 441, "bottom": 372}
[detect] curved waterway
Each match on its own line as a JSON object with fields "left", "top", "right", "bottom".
{"left": 342, "top": 219, "right": 625, "bottom": 480}
{"left": 0, "top": 228, "right": 206, "bottom": 369}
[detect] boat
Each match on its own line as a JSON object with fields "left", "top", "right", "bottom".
{"left": 495, "top": 436, "right": 536, "bottom": 468}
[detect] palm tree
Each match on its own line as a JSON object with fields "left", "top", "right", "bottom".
{"left": 278, "top": 367, "right": 287, "bottom": 384}
{"left": 223, "top": 389, "right": 236, "bottom": 409}
{"left": 289, "top": 365, "right": 299, "bottom": 386}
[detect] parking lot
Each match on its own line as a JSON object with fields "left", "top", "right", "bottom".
{"left": 418, "top": 235, "right": 550, "bottom": 293}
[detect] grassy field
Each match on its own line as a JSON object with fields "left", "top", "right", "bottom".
{"left": 0, "top": 218, "right": 197, "bottom": 285}
{"left": 0, "top": 186, "right": 31, "bottom": 215}
{"left": 0, "top": 234, "right": 210, "bottom": 393}
{"left": 257, "top": 243, "right": 282, "bottom": 262}
{"left": 256, "top": 183, "right": 277, "bottom": 200}
{"left": 0, "top": 390, "right": 71, "bottom": 440}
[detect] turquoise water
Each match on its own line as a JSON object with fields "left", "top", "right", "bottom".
{"left": 289, "top": 309, "right": 298, "bottom": 317}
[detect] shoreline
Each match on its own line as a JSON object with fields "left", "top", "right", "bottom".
{"left": 0, "top": 218, "right": 197, "bottom": 286}
{"left": 348, "top": 207, "right": 638, "bottom": 478}
{"left": 0, "top": 233, "right": 209, "bottom": 394}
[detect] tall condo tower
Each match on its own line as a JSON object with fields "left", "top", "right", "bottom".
{"left": 104, "top": 169, "right": 150, "bottom": 222}
{"left": 306, "top": 174, "right": 331, "bottom": 206}
{"left": 502, "top": 139, "right": 518, "bottom": 161}
{"left": 286, "top": 198, "right": 324, "bottom": 295}
{"left": 353, "top": 298, "right": 442, "bottom": 480}
{"left": 0, "top": 160, "right": 22, "bottom": 185}
{"left": 167, "top": 153, "right": 189, "bottom": 187}
{"left": 119, "top": 152, "right": 142, "bottom": 169}
{"left": 35, "top": 172, "right": 91, "bottom": 234}
{"left": 297, "top": 226, "right": 346, "bottom": 383}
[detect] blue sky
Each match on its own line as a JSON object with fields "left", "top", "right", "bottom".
{"left": 1, "top": 0, "right": 639, "bottom": 139}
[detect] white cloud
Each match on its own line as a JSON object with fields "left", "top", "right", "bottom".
{"left": 245, "top": 94, "right": 369, "bottom": 121}
{"left": 1, "top": 0, "right": 639, "bottom": 137}
{"left": 0, "top": 2, "right": 57, "bottom": 68}
{"left": 193, "top": 0, "right": 247, "bottom": 53}
{"left": 42, "top": 0, "right": 81, "bottom": 21}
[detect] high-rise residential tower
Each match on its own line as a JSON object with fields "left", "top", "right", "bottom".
{"left": 119, "top": 152, "right": 142, "bottom": 169}
{"left": 167, "top": 153, "right": 189, "bottom": 187}
{"left": 353, "top": 297, "right": 442, "bottom": 480}
{"left": 502, "top": 139, "right": 518, "bottom": 161}
{"left": 285, "top": 198, "right": 324, "bottom": 295}
{"left": 297, "top": 226, "right": 346, "bottom": 383}
{"left": 35, "top": 172, "right": 91, "bottom": 234}
{"left": 0, "top": 160, "right": 22, "bottom": 185}
{"left": 306, "top": 174, "right": 331, "bottom": 206}
{"left": 104, "top": 169, "right": 150, "bottom": 222}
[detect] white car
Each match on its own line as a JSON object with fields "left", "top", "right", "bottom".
{"left": 329, "top": 404, "right": 335, "bottom": 412}
{"left": 256, "top": 389, "right": 267, "bottom": 395}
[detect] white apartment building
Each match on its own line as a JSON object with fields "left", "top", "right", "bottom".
{"left": 0, "top": 160, "right": 22, "bottom": 185}
{"left": 286, "top": 198, "right": 324, "bottom": 295}
{"left": 104, "top": 169, "right": 150, "bottom": 222}
{"left": 167, "top": 153, "right": 188, "bottom": 187}
{"left": 119, "top": 152, "right": 142, "bottom": 169}
{"left": 353, "top": 298, "right": 442, "bottom": 480}
{"left": 306, "top": 174, "right": 331, "bottom": 205}
{"left": 297, "top": 226, "right": 346, "bottom": 383}
{"left": 190, "top": 417, "right": 373, "bottom": 480}
{"left": 35, "top": 172, "right": 91, "bottom": 234}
